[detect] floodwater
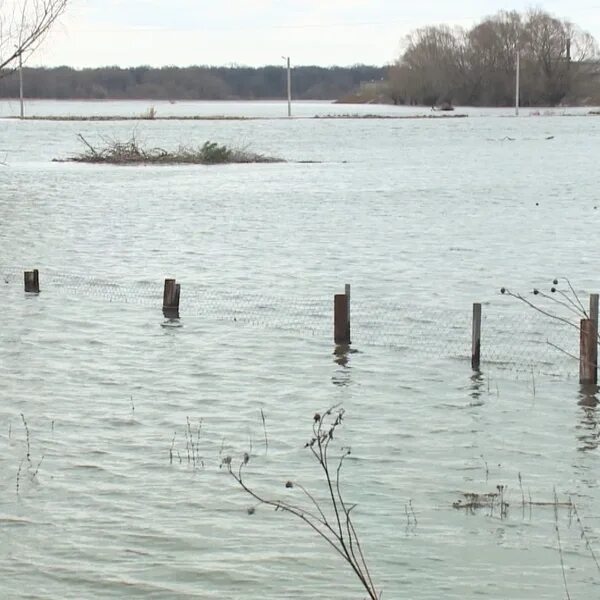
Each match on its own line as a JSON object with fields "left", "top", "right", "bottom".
{"left": 1, "top": 100, "right": 600, "bottom": 599}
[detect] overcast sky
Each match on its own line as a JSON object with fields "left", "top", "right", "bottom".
{"left": 35, "top": 0, "right": 600, "bottom": 68}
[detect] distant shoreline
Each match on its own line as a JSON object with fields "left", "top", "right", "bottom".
{"left": 0, "top": 97, "right": 337, "bottom": 103}
{"left": 3, "top": 114, "right": 471, "bottom": 121}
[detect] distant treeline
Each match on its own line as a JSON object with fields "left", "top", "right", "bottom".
{"left": 0, "top": 65, "right": 385, "bottom": 100}
{"left": 387, "top": 9, "right": 600, "bottom": 107}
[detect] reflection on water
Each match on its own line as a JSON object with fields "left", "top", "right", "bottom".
{"left": 2, "top": 102, "right": 600, "bottom": 600}
{"left": 470, "top": 370, "right": 485, "bottom": 405}
{"left": 577, "top": 384, "right": 599, "bottom": 452}
{"left": 332, "top": 344, "right": 351, "bottom": 387}
{"left": 333, "top": 344, "right": 350, "bottom": 367}
{"left": 160, "top": 318, "right": 183, "bottom": 328}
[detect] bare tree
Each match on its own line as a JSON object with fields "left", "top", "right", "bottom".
{"left": 0, "top": 0, "right": 68, "bottom": 74}
{"left": 399, "top": 25, "right": 466, "bottom": 105}
{"left": 391, "top": 8, "right": 600, "bottom": 107}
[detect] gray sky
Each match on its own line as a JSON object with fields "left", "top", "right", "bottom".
{"left": 36, "top": 0, "right": 600, "bottom": 67}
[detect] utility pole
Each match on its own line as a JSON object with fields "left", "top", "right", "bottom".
{"left": 19, "top": 51, "right": 24, "bottom": 119}
{"left": 282, "top": 56, "right": 292, "bottom": 117}
{"left": 515, "top": 50, "right": 520, "bottom": 117}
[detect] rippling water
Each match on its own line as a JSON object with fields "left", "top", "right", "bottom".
{"left": 1, "top": 101, "right": 600, "bottom": 599}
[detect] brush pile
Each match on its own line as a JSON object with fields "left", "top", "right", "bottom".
{"left": 56, "top": 135, "right": 284, "bottom": 165}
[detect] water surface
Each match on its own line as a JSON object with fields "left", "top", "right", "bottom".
{"left": 1, "top": 101, "right": 599, "bottom": 599}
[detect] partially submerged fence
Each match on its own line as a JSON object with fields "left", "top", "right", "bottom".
{"left": 2, "top": 266, "right": 594, "bottom": 380}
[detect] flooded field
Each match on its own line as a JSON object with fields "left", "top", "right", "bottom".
{"left": 1, "top": 100, "right": 600, "bottom": 599}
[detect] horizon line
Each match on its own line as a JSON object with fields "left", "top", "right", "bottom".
{"left": 14, "top": 62, "right": 390, "bottom": 71}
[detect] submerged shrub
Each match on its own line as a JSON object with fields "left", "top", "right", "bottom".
{"left": 55, "top": 135, "right": 284, "bottom": 165}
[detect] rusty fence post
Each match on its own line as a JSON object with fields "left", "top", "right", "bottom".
{"left": 588, "top": 293, "right": 599, "bottom": 384}
{"left": 580, "top": 318, "right": 596, "bottom": 384}
{"left": 24, "top": 269, "right": 40, "bottom": 293}
{"left": 334, "top": 284, "right": 351, "bottom": 345}
{"left": 471, "top": 303, "right": 482, "bottom": 371}
{"left": 163, "top": 278, "right": 180, "bottom": 319}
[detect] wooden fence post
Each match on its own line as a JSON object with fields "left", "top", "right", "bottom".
{"left": 580, "top": 318, "right": 596, "bottom": 384}
{"left": 590, "top": 294, "right": 599, "bottom": 384}
{"left": 471, "top": 303, "right": 482, "bottom": 371}
{"left": 163, "top": 278, "right": 180, "bottom": 319}
{"left": 345, "top": 283, "right": 351, "bottom": 342}
{"left": 24, "top": 269, "right": 40, "bottom": 293}
{"left": 334, "top": 287, "right": 351, "bottom": 345}
{"left": 345, "top": 282, "right": 351, "bottom": 314}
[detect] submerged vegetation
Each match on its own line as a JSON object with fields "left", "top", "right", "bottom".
{"left": 55, "top": 134, "right": 284, "bottom": 165}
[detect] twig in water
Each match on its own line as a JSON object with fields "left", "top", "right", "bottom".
{"left": 571, "top": 499, "right": 600, "bottom": 573}
{"left": 31, "top": 456, "right": 44, "bottom": 479}
{"left": 518, "top": 473, "right": 525, "bottom": 513}
{"left": 480, "top": 454, "right": 489, "bottom": 482}
{"left": 130, "top": 395, "right": 135, "bottom": 416}
{"left": 408, "top": 499, "right": 417, "bottom": 526}
{"left": 16, "top": 459, "right": 23, "bottom": 495}
{"left": 186, "top": 417, "right": 193, "bottom": 466}
{"left": 260, "top": 408, "right": 268, "bottom": 454}
{"left": 77, "top": 133, "right": 98, "bottom": 156}
{"left": 196, "top": 420, "right": 203, "bottom": 467}
{"left": 554, "top": 488, "right": 571, "bottom": 600}
{"left": 20, "top": 414, "right": 32, "bottom": 467}
{"left": 498, "top": 485, "right": 508, "bottom": 519}
{"left": 169, "top": 432, "right": 176, "bottom": 465}
{"left": 223, "top": 406, "right": 380, "bottom": 600}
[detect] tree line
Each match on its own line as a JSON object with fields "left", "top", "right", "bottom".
{"left": 388, "top": 9, "right": 600, "bottom": 107}
{"left": 0, "top": 65, "right": 386, "bottom": 101}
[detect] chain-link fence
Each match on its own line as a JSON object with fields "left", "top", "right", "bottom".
{"left": 1, "top": 266, "right": 583, "bottom": 377}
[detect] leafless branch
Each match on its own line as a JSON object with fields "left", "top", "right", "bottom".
{"left": 223, "top": 406, "right": 380, "bottom": 600}
{"left": 546, "top": 341, "right": 579, "bottom": 362}
{"left": 0, "top": 1, "right": 68, "bottom": 74}
{"left": 501, "top": 287, "right": 580, "bottom": 331}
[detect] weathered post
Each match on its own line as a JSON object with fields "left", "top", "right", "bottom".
{"left": 471, "top": 303, "right": 482, "bottom": 371}
{"left": 174, "top": 283, "right": 181, "bottom": 309}
{"left": 589, "top": 293, "right": 599, "bottom": 383}
{"left": 580, "top": 318, "right": 596, "bottom": 384}
{"left": 24, "top": 269, "right": 40, "bottom": 293}
{"left": 163, "top": 278, "right": 180, "bottom": 319}
{"left": 344, "top": 283, "right": 351, "bottom": 342}
{"left": 334, "top": 288, "right": 351, "bottom": 346}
